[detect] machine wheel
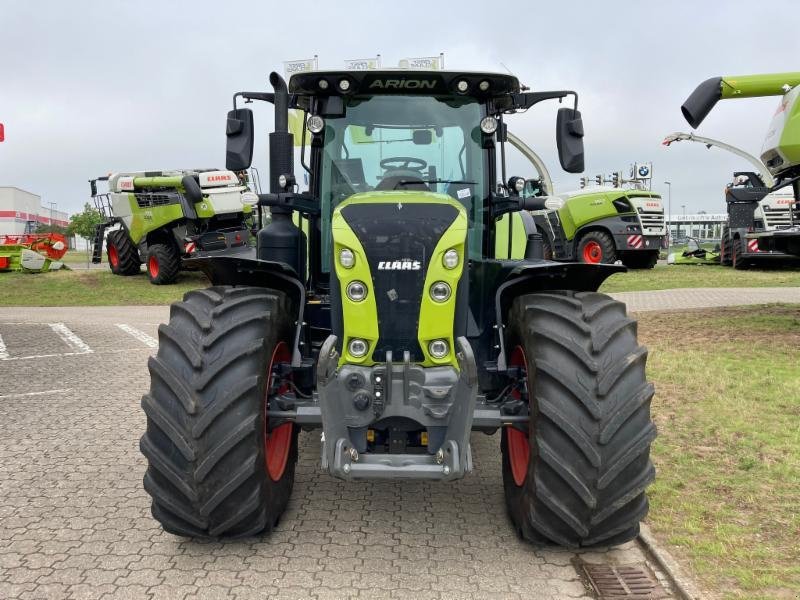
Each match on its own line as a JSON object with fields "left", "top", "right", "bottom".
{"left": 501, "top": 291, "right": 656, "bottom": 547}
{"left": 106, "top": 229, "right": 141, "bottom": 275}
{"left": 576, "top": 231, "right": 617, "bottom": 264}
{"left": 621, "top": 251, "right": 659, "bottom": 269}
{"left": 146, "top": 243, "right": 181, "bottom": 285}
{"left": 140, "top": 286, "right": 298, "bottom": 538}
{"left": 732, "top": 238, "right": 748, "bottom": 270}
{"left": 720, "top": 230, "right": 733, "bottom": 266}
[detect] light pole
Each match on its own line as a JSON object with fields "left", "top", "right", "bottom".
{"left": 664, "top": 181, "right": 672, "bottom": 246}
{"left": 48, "top": 202, "right": 57, "bottom": 230}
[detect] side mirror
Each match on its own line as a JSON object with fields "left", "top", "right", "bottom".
{"left": 556, "top": 107, "right": 585, "bottom": 173}
{"left": 226, "top": 108, "right": 254, "bottom": 171}
{"left": 412, "top": 129, "right": 433, "bottom": 145}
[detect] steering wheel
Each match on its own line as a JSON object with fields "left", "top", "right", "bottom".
{"left": 380, "top": 157, "right": 427, "bottom": 172}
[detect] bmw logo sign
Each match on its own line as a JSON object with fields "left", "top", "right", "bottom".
{"left": 638, "top": 165, "right": 650, "bottom": 177}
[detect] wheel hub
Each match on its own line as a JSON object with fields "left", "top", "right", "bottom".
{"left": 148, "top": 255, "right": 159, "bottom": 278}
{"left": 265, "top": 341, "right": 293, "bottom": 482}
{"left": 505, "top": 345, "right": 530, "bottom": 487}
{"left": 582, "top": 240, "right": 603, "bottom": 263}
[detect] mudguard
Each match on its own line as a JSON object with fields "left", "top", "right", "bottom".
{"left": 184, "top": 254, "right": 306, "bottom": 366}
{"left": 492, "top": 259, "right": 624, "bottom": 371}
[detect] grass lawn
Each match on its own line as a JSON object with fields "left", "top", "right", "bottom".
{"left": 0, "top": 270, "right": 208, "bottom": 306}
{"left": 61, "top": 250, "right": 93, "bottom": 264}
{"left": 638, "top": 305, "right": 800, "bottom": 599}
{"left": 601, "top": 263, "right": 800, "bottom": 293}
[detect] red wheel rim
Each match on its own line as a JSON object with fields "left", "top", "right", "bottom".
{"left": 148, "top": 256, "right": 159, "bottom": 278}
{"left": 582, "top": 240, "right": 603, "bottom": 263}
{"left": 265, "top": 341, "right": 293, "bottom": 482}
{"left": 505, "top": 345, "right": 530, "bottom": 487}
{"left": 108, "top": 245, "right": 119, "bottom": 268}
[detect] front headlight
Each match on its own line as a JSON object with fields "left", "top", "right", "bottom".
{"left": 428, "top": 339, "right": 449, "bottom": 358}
{"left": 443, "top": 249, "right": 459, "bottom": 269}
{"left": 346, "top": 281, "right": 367, "bottom": 302}
{"left": 430, "top": 281, "right": 451, "bottom": 302}
{"left": 339, "top": 248, "right": 355, "bottom": 268}
{"left": 348, "top": 338, "right": 368, "bottom": 357}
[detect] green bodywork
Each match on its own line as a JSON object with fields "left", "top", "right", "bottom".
{"left": 555, "top": 189, "right": 661, "bottom": 241}
{"left": 332, "top": 191, "right": 467, "bottom": 369}
{"left": 494, "top": 212, "right": 528, "bottom": 259}
{"left": 0, "top": 246, "right": 55, "bottom": 273}
{"left": 116, "top": 176, "right": 252, "bottom": 244}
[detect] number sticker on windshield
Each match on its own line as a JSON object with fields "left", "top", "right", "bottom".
{"left": 457, "top": 188, "right": 471, "bottom": 199}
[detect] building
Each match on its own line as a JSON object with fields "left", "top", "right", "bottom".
{"left": 667, "top": 213, "right": 728, "bottom": 242}
{"left": 0, "top": 187, "right": 70, "bottom": 236}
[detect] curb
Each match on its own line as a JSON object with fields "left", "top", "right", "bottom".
{"left": 637, "top": 523, "right": 705, "bottom": 600}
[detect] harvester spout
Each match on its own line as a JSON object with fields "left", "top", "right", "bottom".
{"left": 682, "top": 73, "right": 800, "bottom": 128}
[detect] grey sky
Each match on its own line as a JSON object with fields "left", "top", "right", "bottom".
{"left": 1, "top": 0, "right": 798, "bottom": 217}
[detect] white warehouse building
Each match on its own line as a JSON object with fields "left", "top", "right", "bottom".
{"left": 667, "top": 213, "right": 728, "bottom": 242}
{"left": 0, "top": 187, "right": 70, "bottom": 236}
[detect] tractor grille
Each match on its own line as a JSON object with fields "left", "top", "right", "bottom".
{"left": 341, "top": 202, "right": 458, "bottom": 362}
{"left": 763, "top": 207, "right": 800, "bottom": 229}
{"left": 134, "top": 192, "right": 180, "bottom": 209}
{"left": 638, "top": 211, "right": 665, "bottom": 233}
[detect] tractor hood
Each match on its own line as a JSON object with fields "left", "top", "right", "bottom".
{"left": 331, "top": 191, "right": 468, "bottom": 367}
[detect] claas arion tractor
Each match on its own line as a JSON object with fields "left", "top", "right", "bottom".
{"left": 140, "top": 69, "right": 655, "bottom": 547}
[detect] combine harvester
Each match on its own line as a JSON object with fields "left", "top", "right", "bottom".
{"left": 680, "top": 72, "right": 800, "bottom": 257}
{"left": 0, "top": 233, "right": 68, "bottom": 273}
{"left": 90, "top": 169, "right": 254, "bottom": 284}
{"left": 663, "top": 132, "right": 799, "bottom": 268}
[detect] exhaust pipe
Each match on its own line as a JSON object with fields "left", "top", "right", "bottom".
{"left": 268, "top": 71, "right": 292, "bottom": 193}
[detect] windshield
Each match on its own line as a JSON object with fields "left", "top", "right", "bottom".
{"left": 319, "top": 95, "right": 485, "bottom": 271}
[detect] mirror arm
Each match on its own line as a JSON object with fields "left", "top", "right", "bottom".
{"left": 506, "top": 90, "right": 578, "bottom": 112}
{"left": 233, "top": 91, "right": 275, "bottom": 110}
{"left": 257, "top": 192, "right": 320, "bottom": 217}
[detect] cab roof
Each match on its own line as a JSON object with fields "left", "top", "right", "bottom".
{"left": 288, "top": 70, "right": 521, "bottom": 99}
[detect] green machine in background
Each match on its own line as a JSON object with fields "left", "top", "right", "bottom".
{"left": 90, "top": 169, "right": 254, "bottom": 284}
{"left": 682, "top": 72, "right": 800, "bottom": 256}
{"left": 532, "top": 186, "right": 666, "bottom": 268}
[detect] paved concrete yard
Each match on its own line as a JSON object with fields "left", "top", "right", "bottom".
{"left": 0, "top": 297, "right": 733, "bottom": 599}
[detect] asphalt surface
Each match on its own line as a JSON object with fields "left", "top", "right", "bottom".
{"left": 0, "top": 302, "right": 692, "bottom": 599}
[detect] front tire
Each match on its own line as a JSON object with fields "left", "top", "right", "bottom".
{"left": 146, "top": 243, "right": 180, "bottom": 285}
{"left": 106, "top": 229, "right": 141, "bottom": 275}
{"left": 732, "top": 238, "right": 749, "bottom": 270}
{"left": 501, "top": 291, "right": 656, "bottom": 547}
{"left": 577, "top": 231, "right": 617, "bottom": 264}
{"left": 140, "top": 286, "right": 298, "bottom": 538}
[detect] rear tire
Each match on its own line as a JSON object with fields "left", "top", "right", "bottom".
{"left": 576, "top": 231, "right": 617, "bottom": 264}
{"left": 106, "top": 229, "right": 140, "bottom": 275}
{"left": 621, "top": 251, "right": 658, "bottom": 269}
{"left": 140, "top": 286, "right": 298, "bottom": 538}
{"left": 146, "top": 243, "right": 181, "bottom": 285}
{"left": 501, "top": 291, "right": 656, "bottom": 547}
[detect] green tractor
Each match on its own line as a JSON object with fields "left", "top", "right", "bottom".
{"left": 90, "top": 169, "right": 254, "bottom": 284}
{"left": 140, "top": 70, "right": 656, "bottom": 547}
{"left": 532, "top": 187, "right": 666, "bottom": 268}
{"left": 681, "top": 72, "right": 800, "bottom": 256}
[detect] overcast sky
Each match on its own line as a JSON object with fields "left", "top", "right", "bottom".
{"left": 1, "top": 0, "right": 799, "bottom": 217}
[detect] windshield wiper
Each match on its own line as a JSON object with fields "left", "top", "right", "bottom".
{"left": 394, "top": 179, "right": 476, "bottom": 189}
